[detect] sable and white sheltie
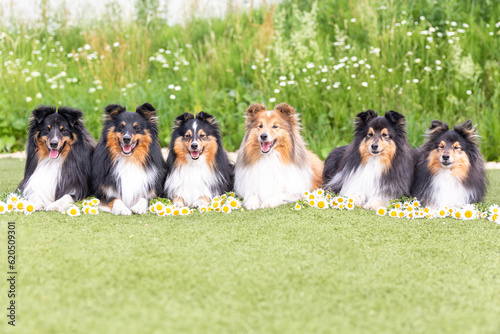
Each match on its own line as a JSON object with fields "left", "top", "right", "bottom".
{"left": 411, "top": 120, "right": 487, "bottom": 208}
{"left": 164, "top": 112, "right": 234, "bottom": 207}
{"left": 92, "top": 103, "right": 166, "bottom": 215}
{"left": 323, "top": 110, "right": 413, "bottom": 210}
{"left": 18, "top": 106, "right": 95, "bottom": 211}
{"left": 235, "top": 103, "right": 324, "bottom": 209}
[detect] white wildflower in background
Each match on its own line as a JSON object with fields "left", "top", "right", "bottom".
{"left": 88, "top": 88, "right": 96, "bottom": 93}
{"left": 26, "top": 97, "right": 32, "bottom": 102}
{"left": 269, "top": 97, "right": 276, "bottom": 103}
{"left": 361, "top": 82, "right": 368, "bottom": 87}
{"left": 170, "top": 95, "right": 176, "bottom": 100}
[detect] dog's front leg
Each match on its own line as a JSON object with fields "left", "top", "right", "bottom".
{"left": 45, "top": 194, "right": 74, "bottom": 212}
{"left": 130, "top": 198, "right": 148, "bottom": 214}
{"left": 243, "top": 194, "right": 261, "bottom": 210}
{"left": 265, "top": 193, "right": 300, "bottom": 208}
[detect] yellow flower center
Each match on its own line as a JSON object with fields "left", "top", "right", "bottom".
{"left": 378, "top": 209, "right": 385, "bottom": 215}
{"left": 17, "top": 203, "right": 24, "bottom": 210}
{"left": 156, "top": 204, "right": 163, "bottom": 210}
{"left": 318, "top": 201, "right": 325, "bottom": 209}
{"left": 8, "top": 204, "right": 13, "bottom": 210}
{"left": 455, "top": 212, "right": 461, "bottom": 218}
{"left": 492, "top": 214, "right": 498, "bottom": 221}
{"left": 0, "top": 206, "right": 5, "bottom": 213}
{"left": 70, "top": 208, "right": 77, "bottom": 215}
{"left": 465, "top": 211, "right": 473, "bottom": 218}
{"left": 173, "top": 210, "right": 179, "bottom": 216}
{"left": 230, "top": 200, "right": 238, "bottom": 208}
{"left": 181, "top": 208, "right": 189, "bottom": 215}
{"left": 338, "top": 198, "right": 344, "bottom": 203}
{"left": 390, "top": 211, "right": 397, "bottom": 217}
{"left": 26, "top": 205, "right": 34, "bottom": 212}
{"left": 223, "top": 206, "right": 230, "bottom": 213}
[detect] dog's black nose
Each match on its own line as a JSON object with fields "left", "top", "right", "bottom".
{"left": 260, "top": 133, "right": 268, "bottom": 141}
{"left": 49, "top": 140, "right": 58, "bottom": 149}
{"left": 122, "top": 135, "right": 131, "bottom": 145}
{"left": 371, "top": 144, "right": 378, "bottom": 151}
{"left": 191, "top": 142, "right": 198, "bottom": 150}
{"left": 442, "top": 154, "right": 450, "bottom": 161}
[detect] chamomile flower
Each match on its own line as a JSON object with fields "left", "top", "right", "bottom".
{"left": 304, "top": 191, "right": 309, "bottom": 197}
{"left": 308, "top": 199, "right": 316, "bottom": 207}
{"left": 220, "top": 194, "right": 227, "bottom": 200}
{"left": 149, "top": 205, "right": 156, "bottom": 213}
{"left": 326, "top": 194, "right": 332, "bottom": 199}
{"left": 489, "top": 204, "right": 499, "bottom": 215}
{"left": 316, "top": 198, "right": 328, "bottom": 209}
{"left": 453, "top": 210, "right": 462, "bottom": 219}
{"left": 221, "top": 203, "right": 232, "bottom": 213}
{"left": 338, "top": 204, "right": 345, "bottom": 210}
{"left": 67, "top": 206, "right": 81, "bottom": 217}
{"left": 228, "top": 192, "right": 235, "bottom": 197}
{"left": 212, "top": 201, "right": 221, "bottom": 209}
{"left": 346, "top": 202, "right": 355, "bottom": 210}
{"left": 488, "top": 213, "right": 498, "bottom": 223}
{"left": 214, "top": 207, "right": 221, "bottom": 212}
{"left": 89, "top": 207, "right": 98, "bottom": 215}
{"left": 403, "top": 202, "right": 410, "bottom": 208}
{"left": 7, "top": 193, "right": 20, "bottom": 204}
{"left": 308, "top": 194, "right": 316, "bottom": 200}
{"left": 347, "top": 198, "right": 354, "bottom": 204}
{"left": 389, "top": 209, "right": 398, "bottom": 218}
{"left": 406, "top": 212, "right": 414, "bottom": 219}
{"left": 422, "top": 207, "right": 431, "bottom": 214}
{"left": 172, "top": 208, "right": 180, "bottom": 216}
{"left": 376, "top": 207, "right": 387, "bottom": 216}
{"left": 212, "top": 196, "right": 221, "bottom": 202}
{"left": 316, "top": 189, "right": 325, "bottom": 196}
{"left": 24, "top": 203, "right": 35, "bottom": 215}
{"left": 229, "top": 198, "right": 241, "bottom": 209}
{"left": 165, "top": 206, "right": 173, "bottom": 215}
{"left": 294, "top": 203, "right": 302, "bottom": 210}
{"left": 198, "top": 206, "right": 208, "bottom": 213}
{"left": 394, "top": 202, "right": 402, "bottom": 209}
{"left": 180, "top": 207, "right": 190, "bottom": 215}
{"left": 0, "top": 202, "right": 7, "bottom": 214}
{"left": 337, "top": 196, "right": 345, "bottom": 204}
{"left": 91, "top": 198, "right": 100, "bottom": 206}
{"left": 154, "top": 202, "right": 165, "bottom": 213}
{"left": 83, "top": 200, "right": 91, "bottom": 207}
{"left": 83, "top": 206, "right": 91, "bottom": 214}
{"left": 406, "top": 206, "right": 414, "bottom": 213}
{"left": 398, "top": 210, "right": 405, "bottom": 218}
{"left": 480, "top": 212, "right": 488, "bottom": 219}
{"left": 412, "top": 200, "right": 420, "bottom": 208}
{"left": 15, "top": 199, "right": 26, "bottom": 212}
{"left": 157, "top": 209, "right": 166, "bottom": 216}
{"left": 462, "top": 205, "right": 476, "bottom": 220}
{"left": 436, "top": 208, "right": 448, "bottom": 218}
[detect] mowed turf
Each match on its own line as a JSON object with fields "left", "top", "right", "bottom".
{"left": 0, "top": 158, "right": 499, "bottom": 334}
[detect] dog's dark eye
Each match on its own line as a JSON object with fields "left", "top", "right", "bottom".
{"left": 134, "top": 125, "right": 141, "bottom": 131}
{"left": 61, "top": 128, "right": 69, "bottom": 134}
{"left": 199, "top": 134, "right": 206, "bottom": 139}
{"left": 118, "top": 124, "right": 124, "bottom": 130}
{"left": 259, "top": 124, "right": 263, "bottom": 128}
{"left": 367, "top": 133, "right": 373, "bottom": 138}
{"left": 185, "top": 134, "right": 191, "bottom": 139}
{"left": 382, "top": 133, "right": 388, "bottom": 137}
{"left": 272, "top": 125, "right": 278, "bottom": 129}
{"left": 43, "top": 126, "right": 50, "bottom": 132}
{"left": 454, "top": 146, "right": 460, "bottom": 150}
{"left": 438, "top": 145, "right": 444, "bottom": 149}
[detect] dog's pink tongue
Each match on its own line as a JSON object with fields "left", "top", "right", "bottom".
{"left": 191, "top": 151, "right": 200, "bottom": 158}
{"left": 49, "top": 149, "right": 59, "bottom": 159}
{"left": 123, "top": 145, "right": 132, "bottom": 153}
{"left": 262, "top": 142, "right": 271, "bottom": 152}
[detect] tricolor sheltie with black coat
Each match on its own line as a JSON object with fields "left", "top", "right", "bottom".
{"left": 235, "top": 103, "right": 324, "bottom": 210}
{"left": 164, "top": 112, "right": 234, "bottom": 207}
{"left": 18, "top": 105, "right": 95, "bottom": 211}
{"left": 411, "top": 120, "right": 487, "bottom": 208}
{"left": 323, "top": 110, "right": 413, "bottom": 210}
{"left": 92, "top": 103, "right": 166, "bottom": 215}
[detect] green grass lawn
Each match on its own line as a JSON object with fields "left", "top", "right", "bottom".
{"left": 1, "top": 158, "right": 500, "bottom": 334}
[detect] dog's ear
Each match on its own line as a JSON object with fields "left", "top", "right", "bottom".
{"left": 454, "top": 119, "right": 479, "bottom": 143}
{"left": 196, "top": 111, "right": 217, "bottom": 127}
{"left": 136, "top": 103, "right": 157, "bottom": 123}
{"left": 385, "top": 110, "right": 406, "bottom": 129}
{"left": 426, "top": 119, "right": 449, "bottom": 137}
{"left": 274, "top": 103, "right": 295, "bottom": 116}
{"left": 104, "top": 104, "right": 126, "bottom": 120}
{"left": 58, "top": 107, "right": 83, "bottom": 127}
{"left": 173, "top": 113, "right": 194, "bottom": 129}
{"left": 245, "top": 103, "right": 266, "bottom": 117}
{"left": 31, "top": 105, "right": 56, "bottom": 124}
{"left": 354, "top": 110, "right": 377, "bottom": 128}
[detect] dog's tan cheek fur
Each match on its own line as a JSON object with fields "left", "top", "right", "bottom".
{"left": 203, "top": 137, "right": 218, "bottom": 168}
{"left": 36, "top": 134, "right": 49, "bottom": 160}
{"left": 106, "top": 127, "right": 123, "bottom": 161}
{"left": 275, "top": 130, "right": 294, "bottom": 164}
{"left": 450, "top": 149, "right": 470, "bottom": 181}
{"left": 129, "top": 130, "right": 152, "bottom": 166}
{"left": 379, "top": 139, "right": 396, "bottom": 172}
{"left": 173, "top": 136, "right": 189, "bottom": 166}
{"left": 427, "top": 149, "right": 443, "bottom": 175}
{"left": 359, "top": 138, "right": 373, "bottom": 164}
{"left": 242, "top": 130, "right": 262, "bottom": 166}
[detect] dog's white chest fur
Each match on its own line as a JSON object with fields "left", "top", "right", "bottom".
{"left": 235, "top": 151, "right": 312, "bottom": 203}
{"left": 336, "top": 157, "right": 385, "bottom": 203}
{"left": 164, "top": 154, "right": 220, "bottom": 206}
{"left": 23, "top": 157, "right": 63, "bottom": 205}
{"left": 113, "top": 157, "right": 157, "bottom": 208}
{"left": 429, "top": 169, "right": 470, "bottom": 208}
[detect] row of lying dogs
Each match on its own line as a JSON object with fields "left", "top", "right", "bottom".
{"left": 18, "top": 102, "right": 487, "bottom": 215}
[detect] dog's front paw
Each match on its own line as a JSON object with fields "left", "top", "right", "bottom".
{"left": 265, "top": 193, "right": 298, "bottom": 208}
{"left": 46, "top": 195, "right": 73, "bottom": 212}
{"left": 130, "top": 198, "right": 148, "bottom": 214}
{"left": 244, "top": 195, "right": 261, "bottom": 210}
{"left": 111, "top": 200, "right": 132, "bottom": 216}
{"left": 194, "top": 197, "right": 210, "bottom": 208}
{"left": 173, "top": 197, "right": 185, "bottom": 208}
{"left": 364, "top": 198, "right": 387, "bottom": 211}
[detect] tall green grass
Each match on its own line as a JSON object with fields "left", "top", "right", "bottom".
{"left": 0, "top": 0, "right": 499, "bottom": 160}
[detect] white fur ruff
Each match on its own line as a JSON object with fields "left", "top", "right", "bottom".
{"left": 164, "top": 154, "right": 221, "bottom": 207}
{"left": 22, "top": 157, "right": 64, "bottom": 208}
{"left": 428, "top": 169, "right": 471, "bottom": 208}
{"left": 109, "top": 157, "right": 157, "bottom": 208}
{"left": 235, "top": 150, "right": 312, "bottom": 208}
{"left": 328, "top": 156, "right": 387, "bottom": 205}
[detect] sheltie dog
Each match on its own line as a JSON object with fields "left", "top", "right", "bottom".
{"left": 92, "top": 103, "right": 166, "bottom": 215}
{"left": 411, "top": 120, "right": 486, "bottom": 208}
{"left": 164, "top": 112, "right": 234, "bottom": 207}
{"left": 18, "top": 105, "right": 95, "bottom": 211}
{"left": 323, "top": 110, "right": 413, "bottom": 210}
{"left": 234, "top": 103, "right": 323, "bottom": 210}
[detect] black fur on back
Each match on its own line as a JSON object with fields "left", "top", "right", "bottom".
{"left": 411, "top": 120, "right": 487, "bottom": 205}
{"left": 165, "top": 111, "right": 234, "bottom": 197}
{"left": 91, "top": 103, "right": 166, "bottom": 203}
{"left": 323, "top": 110, "right": 414, "bottom": 198}
{"left": 18, "top": 105, "right": 95, "bottom": 201}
